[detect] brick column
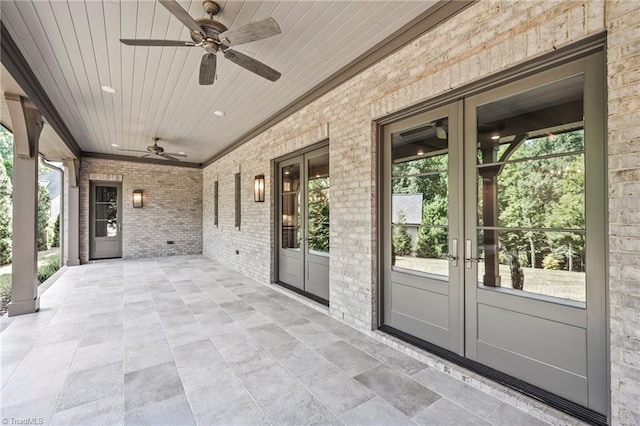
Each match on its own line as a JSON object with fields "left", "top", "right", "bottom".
{"left": 64, "top": 159, "right": 80, "bottom": 266}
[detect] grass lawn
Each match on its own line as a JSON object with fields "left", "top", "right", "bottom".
{"left": 0, "top": 249, "right": 61, "bottom": 315}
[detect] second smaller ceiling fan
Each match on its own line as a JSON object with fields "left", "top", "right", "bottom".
{"left": 119, "top": 137, "right": 187, "bottom": 162}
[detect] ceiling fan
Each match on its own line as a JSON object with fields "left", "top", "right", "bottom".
{"left": 119, "top": 137, "right": 188, "bottom": 161}
{"left": 120, "top": 0, "right": 281, "bottom": 85}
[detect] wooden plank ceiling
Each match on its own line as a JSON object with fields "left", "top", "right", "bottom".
{"left": 0, "top": 1, "right": 437, "bottom": 164}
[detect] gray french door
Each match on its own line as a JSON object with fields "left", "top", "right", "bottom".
{"left": 278, "top": 146, "right": 330, "bottom": 301}
{"left": 382, "top": 103, "right": 464, "bottom": 353}
{"left": 382, "top": 52, "right": 606, "bottom": 414}
{"left": 90, "top": 182, "right": 122, "bottom": 259}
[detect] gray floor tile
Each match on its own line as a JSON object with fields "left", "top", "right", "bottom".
{"left": 183, "top": 364, "right": 247, "bottom": 415}
{"left": 125, "top": 338, "right": 173, "bottom": 373}
{"left": 287, "top": 322, "right": 342, "bottom": 348}
{"left": 194, "top": 394, "right": 269, "bottom": 426}
{"left": 172, "top": 339, "right": 223, "bottom": 369}
{"left": 317, "top": 340, "right": 381, "bottom": 376}
{"left": 124, "top": 394, "right": 196, "bottom": 426}
{"left": 230, "top": 310, "right": 274, "bottom": 329}
{"left": 268, "top": 395, "right": 342, "bottom": 426}
{"left": 124, "top": 361, "right": 185, "bottom": 412}
{"left": 267, "top": 341, "right": 332, "bottom": 377}
{"left": 164, "top": 322, "right": 210, "bottom": 348}
{"left": 56, "top": 361, "right": 123, "bottom": 412}
{"left": 412, "top": 368, "right": 502, "bottom": 418}
{"left": 158, "top": 307, "right": 197, "bottom": 329}
{"left": 298, "top": 365, "right": 375, "bottom": 416}
{"left": 413, "top": 398, "right": 490, "bottom": 426}
{"left": 224, "top": 339, "right": 279, "bottom": 375}
{"left": 485, "top": 403, "right": 550, "bottom": 426}
{"left": 34, "top": 322, "right": 85, "bottom": 347}
{"left": 341, "top": 397, "right": 416, "bottom": 426}
{"left": 70, "top": 341, "right": 123, "bottom": 373}
{"left": 362, "top": 342, "right": 427, "bottom": 376}
{"left": 79, "top": 320, "right": 123, "bottom": 347}
{"left": 247, "top": 323, "right": 297, "bottom": 348}
{"left": 355, "top": 365, "right": 440, "bottom": 417}
{"left": 51, "top": 395, "right": 123, "bottom": 426}
{"left": 1, "top": 394, "right": 59, "bottom": 426}
{"left": 219, "top": 300, "right": 255, "bottom": 314}
{"left": 238, "top": 362, "right": 311, "bottom": 415}
{"left": 330, "top": 326, "right": 379, "bottom": 350}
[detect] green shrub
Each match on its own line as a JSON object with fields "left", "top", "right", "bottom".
{"left": 510, "top": 253, "right": 524, "bottom": 290}
{"left": 51, "top": 214, "right": 60, "bottom": 248}
{"left": 542, "top": 253, "right": 561, "bottom": 270}
{"left": 37, "top": 253, "right": 60, "bottom": 283}
{"left": 0, "top": 274, "right": 11, "bottom": 314}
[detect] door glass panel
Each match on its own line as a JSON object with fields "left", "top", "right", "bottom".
{"left": 391, "top": 117, "right": 449, "bottom": 277}
{"left": 95, "top": 186, "right": 118, "bottom": 238}
{"left": 475, "top": 74, "right": 586, "bottom": 302}
{"left": 281, "top": 164, "right": 301, "bottom": 250}
{"left": 308, "top": 153, "right": 330, "bottom": 254}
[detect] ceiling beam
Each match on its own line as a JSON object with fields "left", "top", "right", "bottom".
{"left": 203, "top": 0, "right": 475, "bottom": 167}
{"left": 1, "top": 20, "right": 81, "bottom": 160}
{"left": 82, "top": 152, "right": 202, "bottom": 169}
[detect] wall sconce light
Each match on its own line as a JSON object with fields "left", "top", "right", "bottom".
{"left": 133, "top": 189, "right": 144, "bottom": 208}
{"left": 254, "top": 175, "right": 265, "bottom": 202}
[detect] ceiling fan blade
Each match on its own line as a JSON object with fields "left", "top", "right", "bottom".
{"left": 218, "top": 17, "right": 281, "bottom": 46}
{"left": 158, "top": 0, "right": 204, "bottom": 35}
{"left": 224, "top": 49, "right": 280, "bottom": 82}
{"left": 163, "top": 152, "right": 188, "bottom": 157}
{"left": 160, "top": 153, "right": 181, "bottom": 161}
{"left": 118, "top": 148, "right": 149, "bottom": 153}
{"left": 199, "top": 54, "right": 217, "bottom": 85}
{"left": 120, "top": 39, "right": 195, "bottom": 47}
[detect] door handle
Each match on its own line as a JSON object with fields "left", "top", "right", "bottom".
{"left": 446, "top": 238, "right": 458, "bottom": 267}
{"left": 465, "top": 239, "right": 481, "bottom": 268}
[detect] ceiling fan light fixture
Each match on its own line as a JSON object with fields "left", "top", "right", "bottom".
{"left": 101, "top": 85, "right": 117, "bottom": 94}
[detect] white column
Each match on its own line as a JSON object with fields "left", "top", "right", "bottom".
{"left": 64, "top": 159, "right": 80, "bottom": 266}
{"left": 6, "top": 95, "right": 42, "bottom": 316}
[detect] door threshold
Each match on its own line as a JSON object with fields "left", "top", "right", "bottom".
{"left": 379, "top": 325, "right": 607, "bottom": 426}
{"left": 274, "top": 281, "right": 329, "bottom": 306}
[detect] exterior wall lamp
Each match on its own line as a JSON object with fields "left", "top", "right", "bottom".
{"left": 254, "top": 175, "right": 265, "bottom": 202}
{"left": 133, "top": 189, "right": 144, "bottom": 208}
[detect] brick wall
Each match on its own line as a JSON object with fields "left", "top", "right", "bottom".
{"left": 79, "top": 158, "right": 202, "bottom": 262}
{"left": 200, "top": 1, "right": 640, "bottom": 423}
{"left": 606, "top": 1, "right": 640, "bottom": 425}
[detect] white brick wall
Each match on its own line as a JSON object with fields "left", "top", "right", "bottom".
{"left": 196, "top": 1, "right": 640, "bottom": 423}
{"left": 79, "top": 158, "right": 202, "bottom": 262}
{"left": 606, "top": 1, "right": 640, "bottom": 425}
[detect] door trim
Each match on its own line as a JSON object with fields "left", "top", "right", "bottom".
{"left": 89, "top": 181, "right": 122, "bottom": 260}
{"left": 274, "top": 141, "right": 330, "bottom": 305}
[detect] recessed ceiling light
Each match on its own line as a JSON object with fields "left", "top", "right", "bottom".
{"left": 417, "top": 150, "right": 425, "bottom": 156}
{"left": 214, "top": 110, "right": 225, "bottom": 117}
{"left": 179, "top": 152, "right": 185, "bottom": 155}
{"left": 101, "top": 86, "right": 117, "bottom": 94}
{"left": 491, "top": 135, "right": 500, "bottom": 140}
{"left": 111, "top": 143, "right": 119, "bottom": 147}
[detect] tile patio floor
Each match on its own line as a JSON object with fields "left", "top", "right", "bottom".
{"left": 1, "top": 255, "right": 553, "bottom": 425}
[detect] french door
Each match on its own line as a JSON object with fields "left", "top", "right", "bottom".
{"left": 90, "top": 182, "right": 122, "bottom": 259}
{"left": 277, "top": 146, "right": 330, "bottom": 302}
{"left": 382, "top": 53, "right": 606, "bottom": 414}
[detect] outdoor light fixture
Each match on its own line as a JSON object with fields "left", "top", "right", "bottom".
{"left": 133, "top": 190, "right": 143, "bottom": 208}
{"left": 254, "top": 175, "right": 265, "bottom": 202}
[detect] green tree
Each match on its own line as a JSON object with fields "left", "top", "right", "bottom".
{"left": 0, "top": 154, "right": 12, "bottom": 265}
{"left": 0, "top": 125, "right": 12, "bottom": 161}
{"left": 393, "top": 211, "right": 413, "bottom": 256}
{"left": 37, "top": 185, "right": 50, "bottom": 251}
{"left": 307, "top": 178, "right": 330, "bottom": 252}
{"left": 51, "top": 214, "right": 60, "bottom": 248}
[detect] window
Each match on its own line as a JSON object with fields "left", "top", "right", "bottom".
{"left": 214, "top": 181, "right": 218, "bottom": 226}
{"left": 234, "top": 173, "right": 241, "bottom": 228}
